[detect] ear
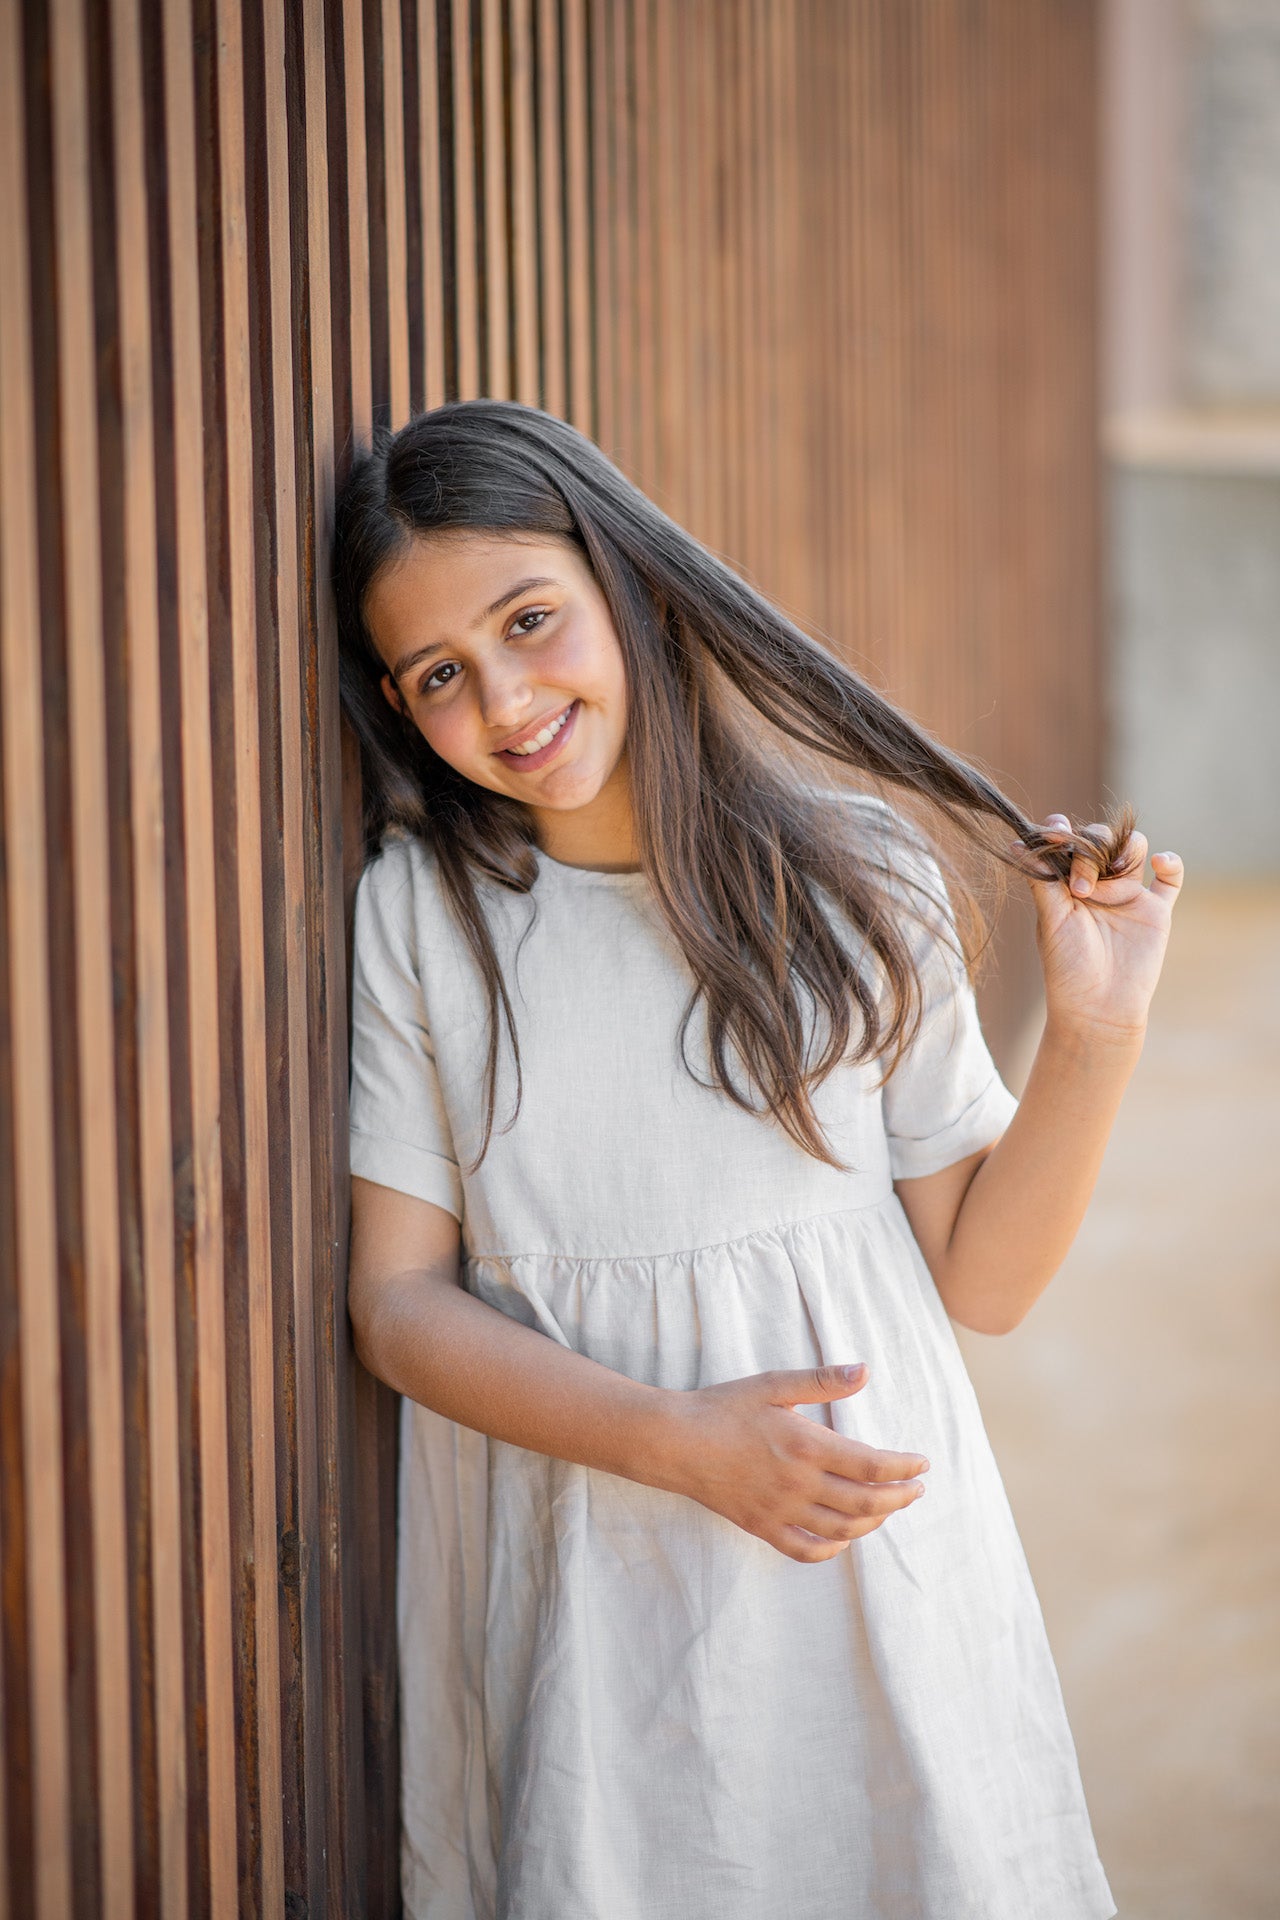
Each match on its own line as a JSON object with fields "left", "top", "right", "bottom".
{"left": 380, "top": 671, "right": 409, "bottom": 721}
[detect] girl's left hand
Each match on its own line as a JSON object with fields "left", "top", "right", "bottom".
{"left": 1014, "top": 813, "right": 1184, "bottom": 1041}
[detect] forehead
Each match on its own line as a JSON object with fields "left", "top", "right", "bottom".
{"left": 363, "top": 530, "right": 580, "bottom": 665}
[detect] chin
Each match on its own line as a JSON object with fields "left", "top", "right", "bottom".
{"left": 535, "top": 766, "right": 609, "bottom": 809}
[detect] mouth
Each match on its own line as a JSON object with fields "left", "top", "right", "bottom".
{"left": 493, "top": 699, "right": 579, "bottom": 772}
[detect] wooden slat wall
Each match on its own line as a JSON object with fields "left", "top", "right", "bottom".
{"left": 0, "top": 0, "right": 1101, "bottom": 1913}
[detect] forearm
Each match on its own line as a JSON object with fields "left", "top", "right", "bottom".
{"left": 356, "top": 1268, "right": 672, "bottom": 1483}
{"left": 933, "top": 1017, "right": 1144, "bottom": 1334}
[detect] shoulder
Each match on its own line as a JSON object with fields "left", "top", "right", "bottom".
{"left": 354, "top": 824, "right": 436, "bottom": 910}
{"left": 351, "top": 828, "right": 447, "bottom": 982}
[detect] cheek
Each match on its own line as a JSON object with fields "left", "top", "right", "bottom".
{"left": 543, "top": 611, "right": 625, "bottom": 699}
{"left": 417, "top": 698, "right": 485, "bottom": 772}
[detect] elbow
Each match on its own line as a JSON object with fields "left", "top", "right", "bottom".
{"left": 948, "top": 1297, "right": 1030, "bottom": 1337}
{"left": 954, "top": 1309, "right": 1024, "bottom": 1338}
{"left": 937, "top": 1279, "right": 1028, "bottom": 1337}
{"left": 347, "top": 1282, "right": 394, "bottom": 1383}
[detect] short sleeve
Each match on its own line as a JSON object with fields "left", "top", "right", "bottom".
{"left": 348, "top": 842, "right": 464, "bottom": 1221}
{"left": 875, "top": 824, "right": 1020, "bottom": 1181}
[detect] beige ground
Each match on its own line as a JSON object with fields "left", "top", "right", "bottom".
{"left": 956, "top": 884, "right": 1280, "bottom": 1920}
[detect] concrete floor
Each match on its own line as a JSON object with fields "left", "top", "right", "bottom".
{"left": 957, "top": 884, "right": 1280, "bottom": 1920}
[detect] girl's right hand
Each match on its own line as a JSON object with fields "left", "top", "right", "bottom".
{"left": 648, "top": 1362, "right": 930, "bottom": 1563}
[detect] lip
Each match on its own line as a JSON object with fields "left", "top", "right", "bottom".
{"left": 493, "top": 699, "right": 579, "bottom": 772}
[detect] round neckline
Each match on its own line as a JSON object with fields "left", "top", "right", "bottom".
{"left": 534, "top": 846, "right": 650, "bottom": 887}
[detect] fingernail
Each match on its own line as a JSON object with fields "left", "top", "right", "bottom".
{"left": 841, "top": 1364, "right": 865, "bottom": 1382}
{"left": 1071, "top": 876, "right": 1091, "bottom": 895}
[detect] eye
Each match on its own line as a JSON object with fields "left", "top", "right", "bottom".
{"left": 421, "top": 659, "right": 461, "bottom": 694}
{"left": 510, "top": 605, "right": 551, "bottom": 636}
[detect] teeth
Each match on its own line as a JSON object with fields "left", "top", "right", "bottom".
{"left": 506, "top": 704, "right": 572, "bottom": 755}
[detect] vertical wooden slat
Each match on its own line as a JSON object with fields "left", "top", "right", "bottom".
{"left": 382, "top": 0, "right": 412, "bottom": 424}
{"left": 678, "top": 1, "right": 708, "bottom": 544}
{"left": 345, "top": 0, "right": 374, "bottom": 436}
{"left": 736, "top": 0, "right": 763, "bottom": 585}
{"left": 301, "top": 0, "right": 377, "bottom": 1907}
{"left": 587, "top": 0, "right": 614, "bottom": 449}
{"left": 607, "top": 0, "right": 636, "bottom": 466}
{"left": 48, "top": 0, "right": 135, "bottom": 1909}
{"left": 537, "top": 0, "right": 566, "bottom": 417}
{"left": 481, "top": 0, "right": 510, "bottom": 397}
{"left": 449, "top": 0, "right": 481, "bottom": 398}
{"left": 629, "top": 0, "right": 657, "bottom": 491}
{"left": 588, "top": 0, "right": 616, "bottom": 451}
{"left": 0, "top": 3, "right": 72, "bottom": 1911}
{"left": 510, "top": 0, "right": 540, "bottom": 405}
{"left": 261, "top": 0, "right": 329, "bottom": 1907}
{"left": 418, "top": 0, "right": 448, "bottom": 408}
{"left": 159, "top": 0, "right": 240, "bottom": 1906}
{"left": 107, "top": 0, "right": 189, "bottom": 1908}
{"left": 563, "top": 0, "right": 593, "bottom": 433}
{"left": 652, "top": 0, "right": 685, "bottom": 516}
{"left": 208, "top": 0, "right": 287, "bottom": 1904}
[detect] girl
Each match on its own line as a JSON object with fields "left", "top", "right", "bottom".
{"left": 334, "top": 398, "right": 1181, "bottom": 1920}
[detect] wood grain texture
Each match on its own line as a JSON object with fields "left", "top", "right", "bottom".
{"left": 1, "top": 4, "right": 1102, "bottom": 1912}
{"left": 1, "top": 2, "right": 71, "bottom": 1910}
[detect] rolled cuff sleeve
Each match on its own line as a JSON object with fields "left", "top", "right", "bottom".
{"left": 348, "top": 1129, "right": 464, "bottom": 1220}
{"left": 886, "top": 1070, "right": 1020, "bottom": 1181}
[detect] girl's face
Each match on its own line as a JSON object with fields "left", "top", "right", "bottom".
{"left": 366, "top": 530, "right": 631, "bottom": 822}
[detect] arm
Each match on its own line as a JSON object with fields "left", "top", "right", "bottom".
{"left": 349, "top": 1174, "right": 673, "bottom": 1480}
{"left": 348, "top": 1175, "right": 932, "bottom": 1562}
{"left": 895, "top": 815, "right": 1184, "bottom": 1336}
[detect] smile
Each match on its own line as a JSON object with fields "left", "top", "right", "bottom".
{"left": 494, "top": 700, "right": 579, "bottom": 769}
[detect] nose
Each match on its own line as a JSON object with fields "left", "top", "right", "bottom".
{"left": 476, "top": 657, "right": 535, "bottom": 731}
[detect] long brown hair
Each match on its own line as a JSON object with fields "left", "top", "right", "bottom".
{"left": 332, "top": 399, "right": 1135, "bottom": 1169}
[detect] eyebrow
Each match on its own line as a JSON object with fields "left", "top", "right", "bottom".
{"left": 390, "top": 575, "right": 563, "bottom": 683}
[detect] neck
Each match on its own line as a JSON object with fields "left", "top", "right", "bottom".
{"left": 530, "top": 753, "right": 640, "bottom": 872}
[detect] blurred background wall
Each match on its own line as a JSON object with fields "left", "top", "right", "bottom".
{"left": 1103, "top": 0, "right": 1280, "bottom": 875}
{"left": 958, "top": 7, "right": 1280, "bottom": 1918}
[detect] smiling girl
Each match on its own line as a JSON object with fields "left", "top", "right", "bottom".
{"left": 333, "top": 399, "right": 1180, "bottom": 1920}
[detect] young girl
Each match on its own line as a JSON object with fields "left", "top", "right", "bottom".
{"left": 334, "top": 399, "right": 1181, "bottom": 1920}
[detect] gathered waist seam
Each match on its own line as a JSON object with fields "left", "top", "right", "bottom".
{"left": 463, "top": 1192, "right": 899, "bottom": 1270}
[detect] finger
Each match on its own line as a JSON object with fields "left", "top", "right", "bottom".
{"left": 810, "top": 1475, "right": 926, "bottom": 1527}
{"left": 1009, "top": 824, "right": 1074, "bottom": 885}
{"left": 1149, "top": 849, "right": 1184, "bottom": 902}
{"left": 764, "top": 1362, "right": 868, "bottom": 1408}
{"left": 800, "top": 1499, "right": 916, "bottom": 1543}
{"left": 775, "top": 1525, "right": 851, "bottom": 1565}
{"left": 808, "top": 1430, "right": 931, "bottom": 1483}
{"left": 1068, "top": 822, "right": 1110, "bottom": 897}
{"left": 1081, "top": 828, "right": 1149, "bottom": 898}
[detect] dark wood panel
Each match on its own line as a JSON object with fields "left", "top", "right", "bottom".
{"left": 1, "top": 2, "right": 1104, "bottom": 1912}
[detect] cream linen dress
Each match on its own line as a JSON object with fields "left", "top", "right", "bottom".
{"left": 347, "top": 796, "right": 1116, "bottom": 1920}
